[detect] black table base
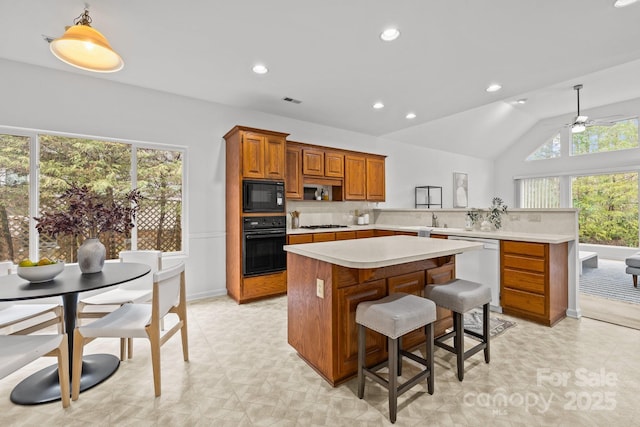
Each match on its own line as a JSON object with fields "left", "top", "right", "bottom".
{"left": 10, "top": 354, "right": 120, "bottom": 405}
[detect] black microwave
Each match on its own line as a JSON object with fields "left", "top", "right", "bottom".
{"left": 243, "top": 180, "right": 285, "bottom": 213}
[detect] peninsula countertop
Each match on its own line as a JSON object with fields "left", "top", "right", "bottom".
{"left": 283, "top": 235, "right": 483, "bottom": 269}
{"left": 287, "top": 224, "right": 574, "bottom": 244}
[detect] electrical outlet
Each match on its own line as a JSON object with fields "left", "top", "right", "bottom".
{"left": 509, "top": 214, "right": 520, "bottom": 221}
{"left": 528, "top": 214, "right": 542, "bottom": 222}
{"left": 316, "top": 278, "right": 324, "bottom": 298}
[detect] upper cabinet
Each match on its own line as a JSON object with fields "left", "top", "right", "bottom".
{"left": 366, "top": 156, "right": 385, "bottom": 201}
{"left": 344, "top": 153, "right": 386, "bottom": 201}
{"left": 285, "top": 144, "right": 303, "bottom": 199}
{"left": 344, "top": 154, "right": 367, "bottom": 200}
{"left": 225, "top": 126, "right": 286, "bottom": 180}
{"left": 302, "top": 147, "right": 325, "bottom": 176}
{"left": 325, "top": 151, "right": 344, "bottom": 178}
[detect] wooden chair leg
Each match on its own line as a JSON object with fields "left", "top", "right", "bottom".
{"left": 483, "top": 303, "right": 490, "bottom": 363}
{"left": 120, "top": 338, "right": 126, "bottom": 361}
{"left": 634, "top": 275, "right": 638, "bottom": 288}
{"left": 71, "top": 329, "right": 85, "bottom": 401}
{"left": 128, "top": 338, "right": 134, "bottom": 359}
{"left": 357, "top": 324, "right": 365, "bottom": 399}
{"left": 388, "top": 337, "right": 398, "bottom": 424}
{"left": 179, "top": 312, "right": 189, "bottom": 362}
{"left": 55, "top": 336, "right": 70, "bottom": 408}
{"left": 148, "top": 329, "right": 162, "bottom": 397}
{"left": 455, "top": 311, "right": 464, "bottom": 381}
{"left": 426, "top": 323, "right": 434, "bottom": 395}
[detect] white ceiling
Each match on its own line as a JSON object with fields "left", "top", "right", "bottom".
{"left": 2, "top": 0, "right": 640, "bottom": 158}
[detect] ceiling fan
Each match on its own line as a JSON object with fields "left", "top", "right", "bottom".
{"left": 566, "top": 84, "right": 626, "bottom": 133}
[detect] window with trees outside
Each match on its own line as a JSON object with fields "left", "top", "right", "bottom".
{"left": 526, "top": 133, "right": 561, "bottom": 161}
{"left": 0, "top": 130, "right": 184, "bottom": 264}
{"left": 571, "top": 118, "right": 638, "bottom": 156}
{"left": 572, "top": 173, "right": 638, "bottom": 247}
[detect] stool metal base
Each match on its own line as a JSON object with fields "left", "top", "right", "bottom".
{"left": 357, "top": 324, "right": 434, "bottom": 424}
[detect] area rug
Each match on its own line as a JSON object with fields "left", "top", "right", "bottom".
{"left": 463, "top": 309, "right": 516, "bottom": 338}
{"left": 580, "top": 259, "right": 640, "bottom": 305}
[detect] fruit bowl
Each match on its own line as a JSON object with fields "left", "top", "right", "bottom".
{"left": 17, "top": 261, "right": 65, "bottom": 283}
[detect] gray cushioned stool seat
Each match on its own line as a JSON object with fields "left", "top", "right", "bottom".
{"left": 356, "top": 292, "right": 436, "bottom": 339}
{"left": 356, "top": 293, "right": 437, "bottom": 424}
{"left": 425, "top": 279, "right": 491, "bottom": 313}
{"left": 625, "top": 253, "right": 640, "bottom": 287}
{"left": 424, "top": 279, "right": 491, "bottom": 381}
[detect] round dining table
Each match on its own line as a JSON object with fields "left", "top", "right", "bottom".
{"left": 0, "top": 262, "right": 151, "bottom": 405}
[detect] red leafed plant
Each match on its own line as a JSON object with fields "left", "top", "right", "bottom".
{"left": 35, "top": 184, "right": 142, "bottom": 239}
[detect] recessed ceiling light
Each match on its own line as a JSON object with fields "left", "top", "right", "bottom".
{"left": 252, "top": 64, "right": 268, "bottom": 74}
{"left": 486, "top": 83, "right": 502, "bottom": 93}
{"left": 406, "top": 112, "right": 416, "bottom": 119}
{"left": 614, "top": 0, "right": 638, "bottom": 8}
{"left": 516, "top": 98, "right": 527, "bottom": 104}
{"left": 380, "top": 28, "right": 400, "bottom": 41}
{"left": 373, "top": 102, "right": 385, "bottom": 109}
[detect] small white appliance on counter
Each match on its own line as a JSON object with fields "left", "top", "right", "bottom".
{"left": 447, "top": 236, "right": 501, "bottom": 312}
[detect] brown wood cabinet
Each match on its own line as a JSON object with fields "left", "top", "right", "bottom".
{"left": 224, "top": 126, "right": 289, "bottom": 304}
{"left": 500, "top": 240, "right": 568, "bottom": 326}
{"left": 285, "top": 145, "right": 303, "bottom": 199}
{"left": 344, "top": 154, "right": 367, "bottom": 200}
{"left": 302, "top": 147, "right": 325, "bottom": 176}
{"left": 325, "top": 151, "right": 344, "bottom": 178}
{"left": 366, "top": 156, "right": 385, "bottom": 201}
{"left": 287, "top": 252, "right": 456, "bottom": 385}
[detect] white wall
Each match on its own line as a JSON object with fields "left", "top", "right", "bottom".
{"left": 0, "top": 59, "right": 495, "bottom": 300}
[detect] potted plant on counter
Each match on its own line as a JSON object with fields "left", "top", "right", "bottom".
{"left": 481, "top": 197, "right": 508, "bottom": 231}
{"left": 34, "top": 184, "right": 142, "bottom": 273}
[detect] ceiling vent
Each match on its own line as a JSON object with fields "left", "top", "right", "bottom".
{"left": 282, "top": 97, "right": 302, "bottom": 104}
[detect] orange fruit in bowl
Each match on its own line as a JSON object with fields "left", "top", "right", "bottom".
{"left": 37, "top": 258, "right": 53, "bottom": 266}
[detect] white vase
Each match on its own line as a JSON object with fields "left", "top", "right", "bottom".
{"left": 480, "top": 220, "right": 493, "bottom": 232}
{"left": 77, "top": 238, "right": 106, "bottom": 273}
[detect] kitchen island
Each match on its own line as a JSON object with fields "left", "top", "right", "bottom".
{"left": 284, "top": 235, "right": 482, "bottom": 386}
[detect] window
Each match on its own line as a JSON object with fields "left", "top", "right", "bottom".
{"left": 0, "top": 129, "right": 185, "bottom": 264}
{"left": 571, "top": 118, "right": 639, "bottom": 156}
{"left": 572, "top": 172, "right": 638, "bottom": 247}
{"left": 519, "top": 177, "right": 560, "bottom": 208}
{"left": 526, "top": 133, "right": 561, "bottom": 161}
{"left": 0, "top": 134, "right": 30, "bottom": 262}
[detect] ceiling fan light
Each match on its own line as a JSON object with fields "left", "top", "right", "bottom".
{"left": 614, "top": 0, "right": 638, "bottom": 8}
{"left": 576, "top": 115, "right": 589, "bottom": 123}
{"left": 572, "top": 123, "right": 586, "bottom": 133}
{"left": 50, "top": 22, "right": 123, "bottom": 72}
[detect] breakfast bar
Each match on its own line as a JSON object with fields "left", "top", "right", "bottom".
{"left": 284, "top": 235, "right": 482, "bottom": 385}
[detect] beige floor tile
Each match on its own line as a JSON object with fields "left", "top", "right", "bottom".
{"left": 1, "top": 295, "right": 639, "bottom": 426}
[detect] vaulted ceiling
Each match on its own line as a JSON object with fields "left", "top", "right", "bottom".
{"left": 1, "top": 1, "right": 640, "bottom": 158}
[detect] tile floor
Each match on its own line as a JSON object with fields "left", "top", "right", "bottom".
{"left": 1, "top": 295, "right": 639, "bottom": 426}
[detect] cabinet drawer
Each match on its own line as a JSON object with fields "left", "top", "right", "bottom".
{"left": 502, "top": 288, "right": 545, "bottom": 316}
{"left": 503, "top": 268, "right": 545, "bottom": 294}
{"left": 313, "top": 232, "right": 335, "bottom": 242}
{"left": 502, "top": 241, "right": 546, "bottom": 257}
{"left": 287, "top": 234, "right": 313, "bottom": 244}
{"left": 503, "top": 254, "right": 546, "bottom": 273}
{"left": 242, "top": 272, "right": 286, "bottom": 299}
{"left": 335, "top": 231, "right": 357, "bottom": 240}
{"left": 356, "top": 230, "right": 375, "bottom": 239}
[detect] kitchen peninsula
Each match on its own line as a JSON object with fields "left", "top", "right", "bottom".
{"left": 283, "top": 235, "right": 482, "bottom": 385}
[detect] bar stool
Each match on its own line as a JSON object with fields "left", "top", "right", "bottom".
{"left": 356, "top": 292, "right": 437, "bottom": 424}
{"left": 425, "top": 279, "right": 491, "bottom": 381}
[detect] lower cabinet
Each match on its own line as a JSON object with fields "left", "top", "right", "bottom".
{"left": 500, "top": 240, "right": 568, "bottom": 326}
{"left": 287, "top": 252, "right": 456, "bottom": 385}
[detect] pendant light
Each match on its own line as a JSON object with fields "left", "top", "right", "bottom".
{"left": 50, "top": 8, "right": 124, "bottom": 73}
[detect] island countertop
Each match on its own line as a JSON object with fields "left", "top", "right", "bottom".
{"left": 283, "top": 235, "right": 482, "bottom": 269}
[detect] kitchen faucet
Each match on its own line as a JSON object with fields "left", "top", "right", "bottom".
{"left": 431, "top": 213, "right": 439, "bottom": 227}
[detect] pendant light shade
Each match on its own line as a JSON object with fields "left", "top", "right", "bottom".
{"left": 50, "top": 9, "right": 123, "bottom": 73}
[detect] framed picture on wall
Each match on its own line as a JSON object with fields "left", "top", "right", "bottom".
{"left": 453, "top": 172, "right": 468, "bottom": 208}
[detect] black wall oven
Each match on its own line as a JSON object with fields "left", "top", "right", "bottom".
{"left": 243, "top": 180, "right": 285, "bottom": 213}
{"left": 242, "top": 216, "right": 287, "bottom": 277}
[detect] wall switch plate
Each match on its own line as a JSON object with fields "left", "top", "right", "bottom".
{"left": 509, "top": 214, "right": 520, "bottom": 221}
{"left": 316, "top": 279, "right": 324, "bottom": 298}
{"left": 528, "top": 214, "right": 542, "bottom": 222}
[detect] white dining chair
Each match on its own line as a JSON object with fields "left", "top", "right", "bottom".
{"left": 0, "top": 261, "right": 64, "bottom": 335}
{"left": 72, "top": 261, "right": 188, "bottom": 399}
{"left": 77, "top": 250, "right": 162, "bottom": 359}
{"left": 0, "top": 334, "right": 70, "bottom": 408}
